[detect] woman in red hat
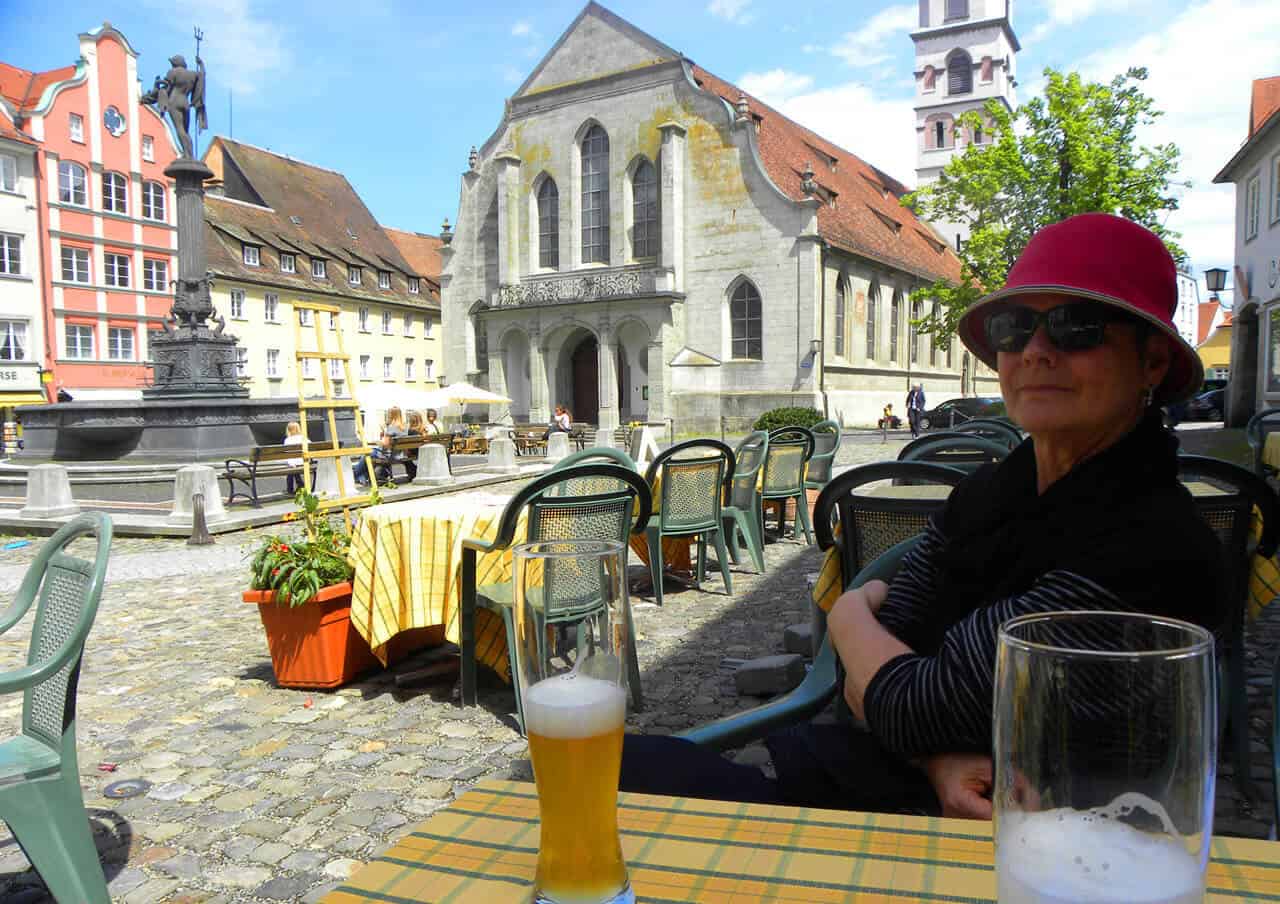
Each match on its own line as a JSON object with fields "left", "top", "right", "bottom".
{"left": 619, "top": 214, "right": 1225, "bottom": 817}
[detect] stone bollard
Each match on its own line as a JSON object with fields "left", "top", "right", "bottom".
{"left": 315, "top": 456, "right": 358, "bottom": 498}
{"left": 413, "top": 444, "right": 454, "bottom": 486}
{"left": 545, "top": 432, "right": 570, "bottom": 463}
{"left": 629, "top": 425, "right": 662, "bottom": 467}
{"left": 188, "top": 493, "right": 216, "bottom": 545}
{"left": 20, "top": 463, "right": 80, "bottom": 519}
{"left": 169, "top": 465, "right": 227, "bottom": 526}
{"left": 488, "top": 438, "right": 519, "bottom": 474}
{"left": 594, "top": 428, "right": 618, "bottom": 449}
{"left": 734, "top": 654, "right": 806, "bottom": 697}
{"left": 783, "top": 622, "right": 814, "bottom": 658}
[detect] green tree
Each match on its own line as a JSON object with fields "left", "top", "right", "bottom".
{"left": 907, "top": 67, "right": 1186, "bottom": 341}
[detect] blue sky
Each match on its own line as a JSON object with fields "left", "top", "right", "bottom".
{"left": 5, "top": 0, "right": 1277, "bottom": 303}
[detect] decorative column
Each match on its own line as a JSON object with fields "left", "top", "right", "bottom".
{"left": 645, "top": 338, "right": 665, "bottom": 423}
{"left": 486, "top": 343, "right": 509, "bottom": 422}
{"left": 658, "top": 122, "right": 686, "bottom": 292}
{"left": 529, "top": 321, "right": 550, "bottom": 425}
{"left": 493, "top": 150, "right": 522, "bottom": 287}
{"left": 597, "top": 314, "right": 619, "bottom": 431}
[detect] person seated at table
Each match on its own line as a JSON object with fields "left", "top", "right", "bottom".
{"left": 619, "top": 213, "right": 1226, "bottom": 819}
{"left": 402, "top": 411, "right": 427, "bottom": 481}
{"left": 283, "top": 421, "right": 305, "bottom": 496}
{"left": 424, "top": 408, "right": 443, "bottom": 434}
{"left": 354, "top": 406, "right": 406, "bottom": 486}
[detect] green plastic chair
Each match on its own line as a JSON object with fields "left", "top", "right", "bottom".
{"left": 762, "top": 427, "right": 816, "bottom": 545}
{"left": 458, "top": 465, "right": 652, "bottom": 732}
{"left": 678, "top": 535, "right": 918, "bottom": 751}
{"left": 722, "top": 431, "right": 768, "bottom": 575}
{"left": 0, "top": 512, "right": 113, "bottom": 904}
{"left": 643, "top": 439, "right": 737, "bottom": 607}
{"left": 804, "top": 419, "right": 843, "bottom": 491}
{"left": 546, "top": 447, "right": 638, "bottom": 497}
{"left": 898, "top": 433, "right": 1009, "bottom": 474}
{"left": 952, "top": 418, "right": 1022, "bottom": 450}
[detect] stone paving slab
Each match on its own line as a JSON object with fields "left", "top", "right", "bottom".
{"left": 0, "top": 432, "right": 1275, "bottom": 902}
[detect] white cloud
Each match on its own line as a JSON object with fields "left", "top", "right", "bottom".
{"left": 1026, "top": 0, "right": 1138, "bottom": 43}
{"left": 511, "top": 21, "right": 531, "bottom": 37}
{"left": 738, "top": 71, "right": 918, "bottom": 187}
{"left": 708, "top": 0, "right": 754, "bottom": 25}
{"left": 144, "top": 0, "right": 291, "bottom": 98}
{"left": 1072, "top": 0, "right": 1280, "bottom": 272}
{"left": 827, "top": 4, "right": 917, "bottom": 68}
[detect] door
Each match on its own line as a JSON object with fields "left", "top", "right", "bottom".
{"left": 570, "top": 335, "right": 599, "bottom": 423}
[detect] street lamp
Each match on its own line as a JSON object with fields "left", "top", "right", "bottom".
{"left": 1205, "top": 267, "right": 1227, "bottom": 297}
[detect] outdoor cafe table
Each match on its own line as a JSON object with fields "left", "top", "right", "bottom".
{"left": 323, "top": 779, "right": 1280, "bottom": 902}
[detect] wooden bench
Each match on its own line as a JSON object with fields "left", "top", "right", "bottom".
{"left": 380, "top": 433, "right": 453, "bottom": 481}
{"left": 568, "top": 422, "right": 590, "bottom": 451}
{"left": 224, "top": 441, "right": 333, "bottom": 507}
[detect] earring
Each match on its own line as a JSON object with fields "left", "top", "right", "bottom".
{"left": 1142, "top": 386, "right": 1155, "bottom": 408}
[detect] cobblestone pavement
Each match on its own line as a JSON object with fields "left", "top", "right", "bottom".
{"left": 0, "top": 433, "right": 1275, "bottom": 902}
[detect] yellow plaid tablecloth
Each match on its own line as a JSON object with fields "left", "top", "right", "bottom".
{"left": 324, "top": 779, "right": 1280, "bottom": 903}
{"left": 348, "top": 494, "right": 519, "bottom": 680}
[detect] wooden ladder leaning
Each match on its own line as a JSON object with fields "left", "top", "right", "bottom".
{"left": 292, "top": 301, "right": 375, "bottom": 529}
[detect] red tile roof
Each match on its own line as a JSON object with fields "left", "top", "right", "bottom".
{"left": 1197, "top": 301, "right": 1221, "bottom": 345}
{"left": 1250, "top": 76, "right": 1280, "bottom": 138}
{"left": 383, "top": 228, "right": 444, "bottom": 297}
{"left": 0, "top": 61, "right": 77, "bottom": 113}
{"left": 689, "top": 65, "right": 962, "bottom": 285}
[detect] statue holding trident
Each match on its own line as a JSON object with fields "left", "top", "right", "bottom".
{"left": 142, "top": 27, "right": 207, "bottom": 158}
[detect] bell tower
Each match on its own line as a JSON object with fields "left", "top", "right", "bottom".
{"left": 911, "top": 0, "right": 1020, "bottom": 250}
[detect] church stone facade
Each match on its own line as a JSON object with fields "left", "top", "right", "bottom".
{"left": 441, "top": 2, "right": 983, "bottom": 435}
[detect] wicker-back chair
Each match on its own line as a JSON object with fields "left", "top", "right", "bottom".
{"left": 804, "top": 419, "right": 843, "bottom": 491}
{"left": 722, "top": 431, "right": 769, "bottom": 574}
{"left": 898, "top": 432, "right": 1009, "bottom": 474}
{"left": 459, "top": 465, "right": 653, "bottom": 729}
{"left": 643, "top": 439, "right": 737, "bottom": 606}
{"left": 0, "top": 513, "right": 113, "bottom": 904}
{"left": 762, "top": 426, "right": 816, "bottom": 544}
{"left": 546, "top": 446, "right": 637, "bottom": 496}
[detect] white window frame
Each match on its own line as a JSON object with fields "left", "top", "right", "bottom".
{"left": 382, "top": 356, "right": 393, "bottom": 380}
{"left": 359, "top": 354, "right": 371, "bottom": 379}
{"left": 403, "top": 314, "right": 414, "bottom": 336}
{"left": 230, "top": 289, "right": 245, "bottom": 319}
{"left": 142, "top": 181, "right": 166, "bottom": 221}
{"left": 405, "top": 357, "right": 415, "bottom": 380}
{"left": 142, "top": 135, "right": 154, "bottom": 162}
{"left": 426, "top": 358, "right": 435, "bottom": 380}
{"left": 142, "top": 258, "right": 167, "bottom": 291}
{"left": 264, "top": 293, "right": 279, "bottom": 323}
{"left": 107, "top": 326, "right": 135, "bottom": 361}
{"left": 0, "top": 233, "right": 20, "bottom": 275}
{"left": 69, "top": 113, "right": 84, "bottom": 143}
{"left": 378, "top": 270, "right": 391, "bottom": 290}
{"left": 243, "top": 244, "right": 261, "bottom": 266}
{"left": 381, "top": 310, "right": 393, "bottom": 335}
{"left": 312, "top": 258, "right": 326, "bottom": 278}
{"left": 58, "top": 161, "right": 87, "bottom": 207}
{"left": 424, "top": 316, "right": 433, "bottom": 338}
{"left": 65, "top": 324, "right": 93, "bottom": 359}
{"left": 266, "top": 347, "right": 280, "bottom": 378}
{"left": 408, "top": 277, "right": 420, "bottom": 294}
{"left": 0, "top": 154, "right": 16, "bottom": 193}
{"left": 280, "top": 252, "right": 296, "bottom": 273}
{"left": 329, "top": 312, "right": 338, "bottom": 331}
{"left": 0, "top": 320, "right": 28, "bottom": 361}
{"left": 302, "top": 357, "right": 317, "bottom": 379}
{"left": 358, "top": 306, "right": 370, "bottom": 332}
{"left": 235, "top": 347, "right": 249, "bottom": 377}
{"left": 349, "top": 265, "right": 362, "bottom": 286}
{"left": 103, "top": 252, "right": 131, "bottom": 288}
{"left": 1246, "top": 173, "right": 1261, "bottom": 241}
{"left": 61, "top": 246, "right": 90, "bottom": 283}
{"left": 298, "top": 307, "right": 313, "bottom": 326}
{"left": 102, "top": 172, "right": 128, "bottom": 214}
{"left": 328, "top": 358, "right": 342, "bottom": 380}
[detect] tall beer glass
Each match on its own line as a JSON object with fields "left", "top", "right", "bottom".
{"left": 993, "top": 611, "right": 1216, "bottom": 904}
{"left": 513, "top": 539, "right": 634, "bottom": 904}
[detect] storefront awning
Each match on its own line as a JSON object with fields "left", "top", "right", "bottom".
{"left": 1, "top": 392, "right": 49, "bottom": 406}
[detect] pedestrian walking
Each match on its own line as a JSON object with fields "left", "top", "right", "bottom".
{"left": 906, "top": 384, "right": 926, "bottom": 438}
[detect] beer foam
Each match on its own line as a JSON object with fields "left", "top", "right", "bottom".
{"left": 524, "top": 673, "right": 626, "bottom": 739}
{"left": 999, "top": 804, "right": 1203, "bottom": 904}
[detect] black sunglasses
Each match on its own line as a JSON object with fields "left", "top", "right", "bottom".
{"left": 985, "top": 302, "right": 1130, "bottom": 354}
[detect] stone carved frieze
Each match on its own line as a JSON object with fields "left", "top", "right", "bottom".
{"left": 493, "top": 269, "right": 652, "bottom": 308}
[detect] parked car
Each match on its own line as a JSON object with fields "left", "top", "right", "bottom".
{"left": 1186, "top": 389, "right": 1225, "bottom": 421}
{"left": 919, "top": 396, "right": 1007, "bottom": 431}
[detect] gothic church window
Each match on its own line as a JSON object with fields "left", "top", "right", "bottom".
{"left": 730, "top": 280, "right": 762, "bottom": 360}
{"left": 538, "top": 178, "right": 559, "bottom": 269}
{"left": 866, "top": 283, "right": 878, "bottom": 360}
{"left": 581, "top": 125, "right": 610, "bottom": 264}
{"left": 947, "top": 50, "right": 973, "bottom": 95}
{"left": 889, "top": 287, "right": 900, "bottom": 363}
{"left": 632, "top": 160, "right": 659, "bottom": 259}
{"left": 833, "top": 279, "right": 846, "bottom": 357}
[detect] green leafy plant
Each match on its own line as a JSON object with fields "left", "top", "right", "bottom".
{"left": 248, "top": 488, "right": 354, "bottom": 606}
{"left": 753, "top": 407, "right": 824, "bottom": 433}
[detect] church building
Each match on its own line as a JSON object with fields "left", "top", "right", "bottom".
{"left": 441, "top": 2, "right": 994, "bottom": 433}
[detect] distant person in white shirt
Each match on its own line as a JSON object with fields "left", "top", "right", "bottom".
{"left": 424, "top": 408, "right": 443, "bottom": 434}
{"left": 283, "top": 421, "right": 305, "bottom": 496}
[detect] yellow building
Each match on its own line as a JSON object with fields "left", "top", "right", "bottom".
{"left": 201, "top": 137, "right": 442, "bottom": 410}
{"left": 1196, "top": 306, "right": 1232, "bottom": 382}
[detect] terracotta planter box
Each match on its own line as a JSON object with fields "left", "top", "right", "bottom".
{"left": 769, "top": 489, "right": 821, "bottom": 528}
{"left": 243, "top": 582, "right": 439, "bottom": 689}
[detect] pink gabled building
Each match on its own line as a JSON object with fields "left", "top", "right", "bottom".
{"left": 0, "top": 22, "right": 180, "bottom": 403}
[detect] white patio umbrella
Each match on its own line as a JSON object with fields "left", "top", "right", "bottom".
{"left": 421, "top": 381, "right": 513, "bottom": 407}
{"left": 352, "top": 383, "right": 458, "bottom": 442}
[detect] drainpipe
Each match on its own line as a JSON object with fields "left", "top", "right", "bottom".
{"left": 818, "top": 242, "right": 828, "bottom": 417}
{"left": 32, "top": 146, "right": 55, "bottom": 403}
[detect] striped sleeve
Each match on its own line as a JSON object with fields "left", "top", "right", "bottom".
{"left": 874, "top": 520, "right": 948, "bottom": 650}
{"left": 862, "top": 570, "right": 1126, "bottom": 758}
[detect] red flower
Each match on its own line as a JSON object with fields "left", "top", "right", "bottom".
{"left": 272, "top": 568, "right": 280, "bottom": 576}
{"left": 279, "top": 544, "right": 290, "bottom": 552}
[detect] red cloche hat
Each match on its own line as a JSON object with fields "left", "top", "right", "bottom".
{"left": 956, "top": 213, "right": 1203, "bottom": 404}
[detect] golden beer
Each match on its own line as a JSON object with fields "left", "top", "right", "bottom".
{"left": 526, "top": 673, "right": 631, "bottom": 904}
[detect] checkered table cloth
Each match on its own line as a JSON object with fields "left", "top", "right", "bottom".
{"left": 323, "top": 779, "right": 1280, "bottom": 902}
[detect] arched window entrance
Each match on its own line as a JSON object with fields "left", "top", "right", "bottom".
{"left": 570, "top": 334, "right": 599, "bottom": 421}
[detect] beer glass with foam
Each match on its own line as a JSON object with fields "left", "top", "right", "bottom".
{"left": 993, "top": 611, "right": 1216, "bottom": 904}
{"left": 513, "top": 539, "right": 634, "bottom": 904}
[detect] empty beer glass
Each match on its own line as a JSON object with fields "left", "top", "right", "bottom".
{"left": 513, "top": 539, "right": 634, "bottom": 904}
{"left": 993, "top": 611, "right": 1216, "bottom": 904}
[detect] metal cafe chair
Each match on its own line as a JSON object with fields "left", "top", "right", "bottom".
{"left": 762, "top": 427, "right": 816, "bottom": 544}
{"left": 804, "top": 419, "right": 844, "bottom": 493}
{"left": 722, "top": 431, "right": 769, "bottom": 574}
{"left": 898, "top": 432, "right": 1010, "bottom": 475}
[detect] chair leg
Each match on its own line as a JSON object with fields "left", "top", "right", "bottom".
{"left": 1228, "top": 644, "right": 1258, "bottom": 801}
{"left": 722, "top": 514, "right": 742, "bottom": 566}
{"left": 740, "top": 509, "right": 766, "bottom": 574}
{"left": 711, "top": 527, "right": 733, "bottom": 596}
{"left": 499, "top": 605, "right": 529, "bottom": 735}
{"left": 794, "top": 492, "right": 815, "bottom": 545}
{"left": 645, "top": 526, "right": 665, "bottom": 607}
{"left": 4, "top": 772, "right": 110, "bottom": 904}
{"left": 623, "top": 595, "right": 644, "bottom": 711}
{"left": 695, "top": 535, "right": 707, "bottom": 588}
